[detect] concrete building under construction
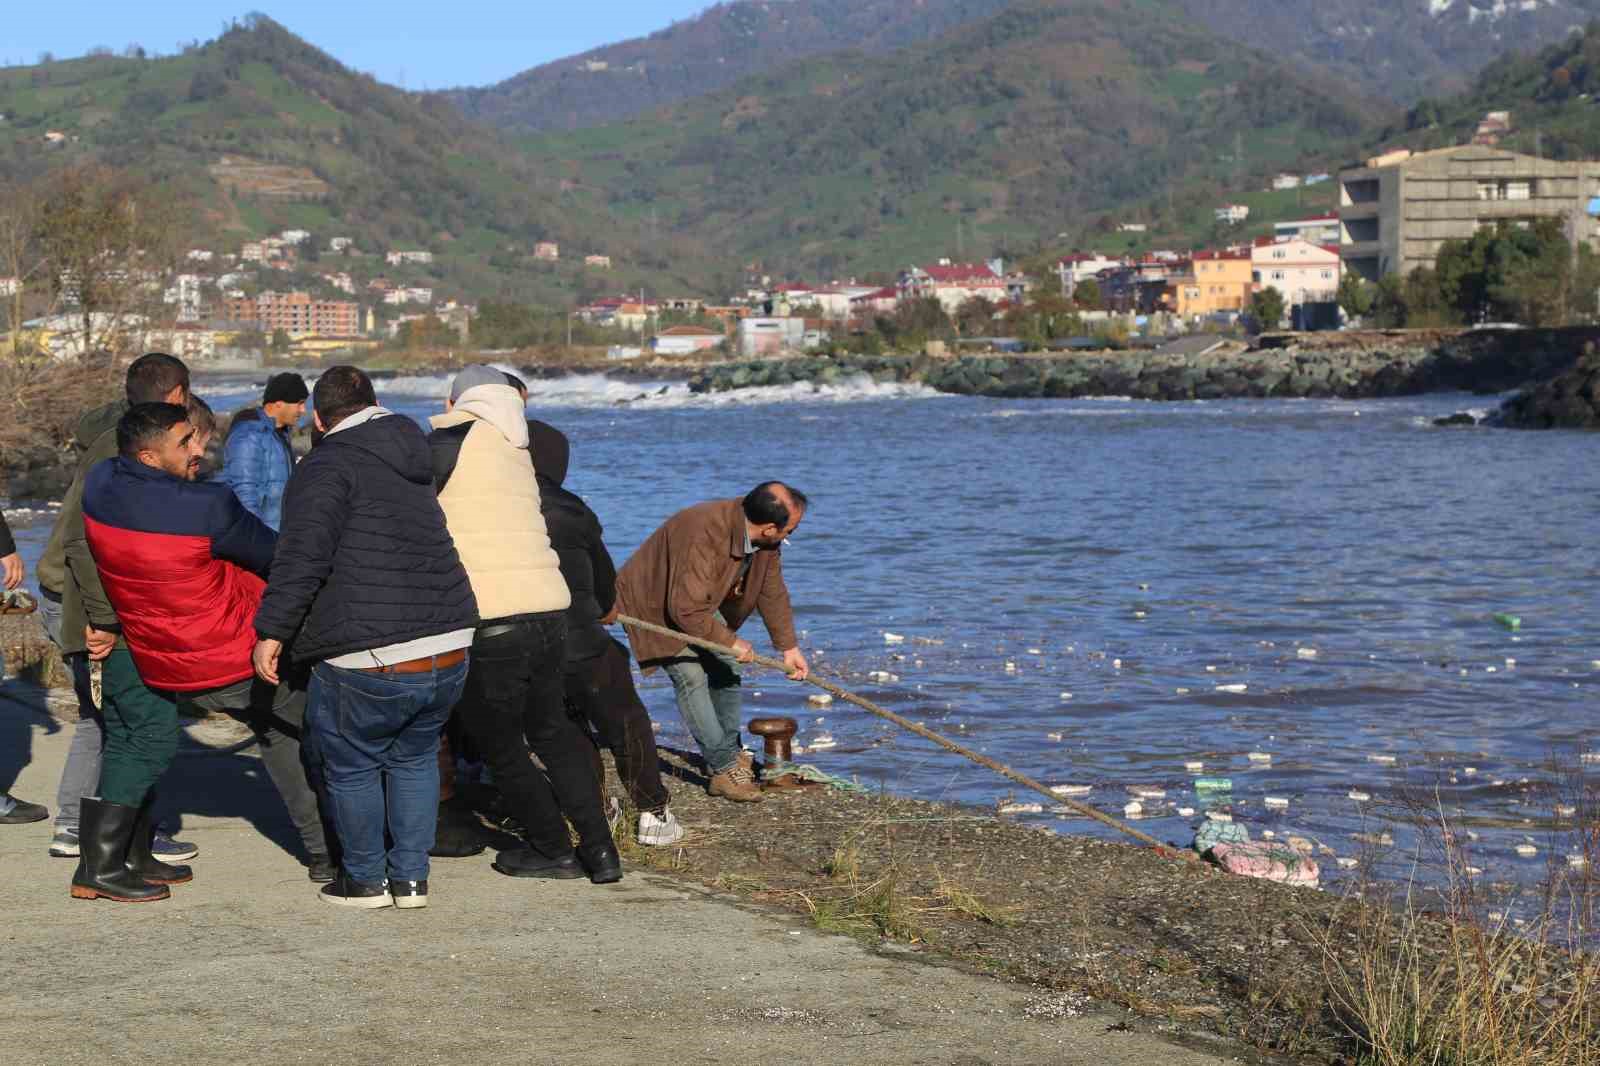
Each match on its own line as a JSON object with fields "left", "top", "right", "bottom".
{"left": 1338, "top": 145, "right": 1600, "bottom": 280}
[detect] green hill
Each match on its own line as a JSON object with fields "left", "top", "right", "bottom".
{"left": 514, "top": 0, "right": 1391, "bottom": 279}
{"left": 0, "top": 16, "right": 715, "bottom": 304}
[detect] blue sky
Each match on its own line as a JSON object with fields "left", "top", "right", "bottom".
{"left": 2, "top": 2, "right": 714, "bottom": 89}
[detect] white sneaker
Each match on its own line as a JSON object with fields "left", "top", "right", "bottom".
{"left": 637, "top": 807, "right": 685, "bottom": 846}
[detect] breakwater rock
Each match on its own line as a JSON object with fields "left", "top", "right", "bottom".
{"left": 689, "top": 327, "right": 1600, "bottom": 402}
{"left": 1497, "top": 342, "right": 1600, "bottom": 429}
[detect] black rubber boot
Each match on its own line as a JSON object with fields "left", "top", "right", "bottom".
{"left": 126, "top": 794, "right": 192, "bottom": 886}
{"left": 430, "top": 797, "right": 488, "bottom": 858}
{"left": 70, "top": 798, "right": 170, "bottom": 903}
{"left": 577, "top": 839, "right": 623, "bottom": 885}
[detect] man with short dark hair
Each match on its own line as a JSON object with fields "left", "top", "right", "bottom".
{"left": 49, "top": 353, "right": 200, "bottom": 863}
{"left": 221, "top": 373, "right": 307, "bottom": 531}
{"left": 616, "top": 482, "right": 810, "bottom": 803}
{"left": 254, "top": 366, "right": 478, "bottom": 910}
{"left": 68, "top": 403, "right": 337, "bottom": 903}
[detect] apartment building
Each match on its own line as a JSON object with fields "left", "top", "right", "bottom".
{"left": 1338, "top": 144, "right": 1600, "bottom": 280}
{"left": 222, "top": 291, "right": 362, "bottom": 337}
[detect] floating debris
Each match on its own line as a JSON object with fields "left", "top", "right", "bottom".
{"left": 866, "top": 670, "right": 899, "bottom": 683}
{"left": 1215, "top": 683, "right": 1248, "bottom": 694}
{"left": 912, "top": 636, "right": 943, "bottom": 646}
{"left": 1261, "top": 830, "right": 1276, "bottom": 839}
{"left": 1131, "top": 787, "right": 1166, "bottom": 799}
{"left": 1050, "top": 784, "right": 1092, "bottom": 796}
{"left": 1347, "top": 790, "right": 1372, "bottom": 802}
{"left": 1123, "top": 801, "right": 1144, "bottom": 817}
{"left": 1296, "top": 647, "right": 1319, "bottom": 659}
{"left": 1195, "top": 777, "right": 1233, "bottom": 793}
{"left": 1246, "top": 751, "right": 1272, "bottom": 763}
{"left": 999, "top": 801, "right": 1043, "bottom": 815}
{"left": 1581, "top": 752, "right": 1600, "bottom": 765}
{"left": 1337, "top": 857, "right": 1359, "bottom": 869}
{"left": 1264, "top": 797, "right": 1289, "bottom": 809}
{"left": 1367, "top": 754, "right": 1397, "bottom": 765}
{"left": 1046, "top": 731, "right": 1064, "bottom": 742}
{"left": 1027, "top": 648, "right": 1043, "bottom": 656}
{"left": 883, "top": 632, "right": 906, "bottom": 645}
{"left": 1177, "top": 806, "right": 1196, "bottom": 817}
{"left": 1569, "top": 855, "right": 1589, "bottom": 869}
{"left": 1205, "top": 811, "right": 1233, "bottom": 823}
{"left": 1353, "top": 832, "right": 1394, "bottom": 846}
{"left": 1133, "top": 610, "right": 1147, "bottom": 619}
{"left": 1505, "top": 658, "right": 1516, "bottom": 667}
{"left": 1465, "top": 866, "right": 1483, "bottom": 876}
{"left": 808, "top": 733, "right": 837, "bottom": 750}
{"left": 1174, "top": 687, "right": 1191, "bottom": 695}
{"left": 1491, "top": 613, "right": 1521, "bottom": 631}
{"left": 806, "top": 694, "right": 833, "bottom": 707}
{"left": 1287, "top": 836, "right": 1314, "bottom": 855}
{"left": 1004, "top": 661, "right": 1018, "bottom": 674}
{"left": 1463, "top": 767, "right": 1478, "bottom": 776}
{"left": 1555, "top": 804, "right": 1577, "bottom": 818}
{"left": 1058, "top": 692, "right": 1073, "bottom": 701}
{"left": 1515, "top": 843, "right": 1538, "bottom": 858}
{"left": 1205, "top": 665, "right": 1218, "bottom": 673}
{"left": 1184, "top": 760, "right": 1204, "bottom": 772}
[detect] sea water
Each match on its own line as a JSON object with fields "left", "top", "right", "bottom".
{"left": 8, "top": 371, "right": 1597, "bottom": 904}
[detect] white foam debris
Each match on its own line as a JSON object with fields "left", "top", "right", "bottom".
{"left": 1337, "top": 857, "right": 1359, "bottom": 869}
{"left": 1046, "top": 732, "right": 1064, "bottom": 742}
{"left": 1354, "top": 832, "right": 1394, "bottom": 846}
{"left": 1004, "top": 661, "right": 1018, "bottom": 674}
{"left": 1367, "top": 754, "right": 1397, "bottom": 765}
{"left": 1058, "top": 692, "right": 1073, "bottom": 701}
{"left": 1205, "top": 665, "right": 1217, "bottom": 673}
{"left": 791, "top": 744, "right": 807, "bottom": 755}
{"left": 1184, "top": 760, "right": 1204, "bottom": 772}
{"left": 1297, "top": 647, "right": 1318, "bottom": 659}
{"left": 1348, "top": 790, "right": 1372, "bottom": 802}
{"left": 1486, "top": 666, "right": 1497, "bottom": 673}
{"left": 1133, "top": 610, "right": 1147, "bottom": 619}
{"left": 1465, "top": 866, "right": 1483, "bottom": 876}
{"left": 1515, "top": 843, "right": 1538, "bottom": 857}
{"left": 1123, "top": 801, "right": 1143, "bottom": 817}
{"left": 806, "top": 694, "right": 833, "bottom": 707}
{"left": 1206, "top": 811, "right": 1233, "bottom": 823}
{"left": 999, "top": 802, "right": 1043, "bottom": 814}
{"left": 1131, "top": 787, "right": 1166, "bottom": 799}
{"left": 1261, "top": 830, "right": 1276, "bottom": 839}
{"left": 1216, "top": 683, "right": 1248, "bottom": 694}
{"left": 883, "top": 632, "right": 905, "bottom": 645}
{"left": 1027, "top": 648, "right": 1043, "bottom": 655}
{"left": 1138, "top": 583, "right": 1149, "bottom": 590}
{"left": 1174, "top": 687, "right": 1191, "bottom": 695}
{"left": 809, "top": 733, "right": 836, "bottom": 750}
{"left": 1264, "top": 797, "right": 1289, "bottom": 809}
{"left": 651, "top": 721, "right": 661, "bottom": 733}
{"left": 1050, "top": 784, "right": 1092, "bottom": 796}
{"left": 1488, "top": 911, "right": 1505, "bottom": 922}
{"left": 1581, "top": 752, "right": 1600, "bottom": 765}
{"left": 1505, "top": 658, "right": 1516, "bottom": 667}
{"left": 1247, "top": 751, "right": 1273, "bottom": 763}
{"left": 1287, "top": 836, "right": 1314, "bottom": 855}
{"left": 1112, "top": 658, "right": 1123, "bottom": 669}
{"left": 1569, "top": 854, "right": 1589, "bottom": 869}
{"left": 1177, "top": 806, "right": 1196, "bottom": 817}
{"left": 1463, "top": 767, "right": 1478, "bottom": 775}
{"left": 1556, "top": 804, "right": 1577, "bottom": 818}
{"left": 866, "top": 670, "right": 899, "bottom": 683}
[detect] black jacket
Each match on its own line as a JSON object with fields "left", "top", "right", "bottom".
{"left": 528, "top": 420, "right": 616, "bottom": 665}
{"left": 255, "top": 410, "right": 478, "bottom": 663}
{"left": 0, "top": 510, "right": 14, "bottom": 559}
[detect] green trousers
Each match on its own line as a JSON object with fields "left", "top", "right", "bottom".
{"left": 98, "top": 648, "right": 179, "bottom": 807}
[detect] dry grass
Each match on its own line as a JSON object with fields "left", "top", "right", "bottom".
{"left": 0, "top": 355, "right": 122, "bottom": 471}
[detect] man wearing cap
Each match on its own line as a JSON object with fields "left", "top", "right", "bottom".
{"left": 221, "top": 373, "right": 307, "bottom": 531}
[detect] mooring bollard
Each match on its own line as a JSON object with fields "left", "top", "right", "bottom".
{"left": 747, "top": 716, "right": 797, "bottom": 764}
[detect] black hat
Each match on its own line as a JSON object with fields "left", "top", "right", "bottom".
{"left": 263, "top": 373, "right": 309, "bottom": 405}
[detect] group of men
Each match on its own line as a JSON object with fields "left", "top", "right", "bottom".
{"left": 0, "top": 352, "right": 811, "bottom": 911}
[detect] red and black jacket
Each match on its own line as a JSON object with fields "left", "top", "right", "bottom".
{"left": 83, "top": 456, "right": 276, "bottom": 692}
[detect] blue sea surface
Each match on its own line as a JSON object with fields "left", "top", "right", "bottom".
{"left": 8, "top": 370, "right": 1596, "bottom": 909}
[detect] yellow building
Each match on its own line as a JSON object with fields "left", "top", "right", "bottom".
{"left": 1167, "top": 251, "right": 1253, "bottom": 317}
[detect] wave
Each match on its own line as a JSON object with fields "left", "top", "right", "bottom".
{"left": 376, "top": 371, "right": 944, "bottom": 410}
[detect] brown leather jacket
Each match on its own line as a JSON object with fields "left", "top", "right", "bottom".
{"left": 615, "top": 498, "right": 797, "bottom": 669}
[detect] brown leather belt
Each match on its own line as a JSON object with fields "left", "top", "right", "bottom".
{"left": 354, "top": 649, "right": 467, "bottom": 675}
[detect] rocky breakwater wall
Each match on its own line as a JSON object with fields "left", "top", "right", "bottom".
{"left": 1496, "top": 339, "right": 1600, "bottom": 429}
{"left": 689, "top": 327, "right": 1600, "bottom": 402}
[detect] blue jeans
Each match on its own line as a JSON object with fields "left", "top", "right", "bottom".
{"left": 305, "top": 659, "right": 468, "bottom": 884}
{"left": 39, "top": 594, "right": 100, "bottom": 832}
{"left": 662, "top": 644, "right": 744, "bottom": 775}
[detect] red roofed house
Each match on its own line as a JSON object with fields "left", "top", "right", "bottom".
{"left": 1166, "top": 250, "right": 1253, "bottom": 318}
{"left": 899, "top": 261, "right": 1007, "bottom": 314}
{"left": 651, "top": 324, "right": 725, "bottom": 356}
{"left": 1249, "top": 238, "right": 1340, "bottom": 315}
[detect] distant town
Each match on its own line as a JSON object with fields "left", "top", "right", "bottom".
{"left": 4, "top": 127, "right": 1598, "bottom": 367}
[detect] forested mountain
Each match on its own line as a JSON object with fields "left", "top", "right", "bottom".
{"left": 448, "top": 0, "right": 1600, "bottom": 135}
{"left": 514, "top": 0, "right": 1388, "bottom": 278}
{"left": 444, "top": 0, "right": 1015, "bottom": 133}
{"left": 0, "top": 17, "right": 708, "bottom": 302}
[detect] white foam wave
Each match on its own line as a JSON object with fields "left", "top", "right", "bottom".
{"left": 372, "top": 371, "right": 944, "bottom": 410}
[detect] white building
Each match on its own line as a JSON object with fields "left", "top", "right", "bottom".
{"left": 0, "top": 277, "right": 18, "bottom": 297}
{"left": 323, "top": 272, "right": 355, "bottom": 294}
{"left": 1215, "top": 204, "right": 1250, "bottom": 225}
{"left": 1273, "top": 214, "right": 1341, "bottom": 245}
{"left": 240, "top": 242, "right": 266, "bottom": 263}
{"left": 1250, "top": 238, "right": 1340, "bottom": 314}
{"left": 162, "top": 274, "right": 206, "bottom": 323}
{"left": 185, "top": 249, "right": 215, "bottom": 263}
{"left": 1271, "top": 173, "right": 1302, "bottom": 190}
{"left": 279, "top": 229, "right": 311, "bottom": 245}
{"left": 898, "top": 262, "right": 1008, "bottom": 315}
{"left": 383, "top": 286, "right": 434, "bottom": 305}
{"left": 385, "top": 250, "right": 434, "bottom": 266}
{"left": 1117, "top": 222, "right": 1148, "bottom": 233}
{"left": 1056, "top": 254, "right": 1124, "bottom": 296}
{"left": 651, "top": 325, "right": 724, "bottom": 356}
{"left": 329, "top": 237, "right": 354, "bottom": 252}
{"left": 737, "top": 317, "right": 806, "bottom": 357}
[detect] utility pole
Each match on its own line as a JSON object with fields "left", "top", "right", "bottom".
{"left": 956, "top": 217, "right": 964, "bottom": 257}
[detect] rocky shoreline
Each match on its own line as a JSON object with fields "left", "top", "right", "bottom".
{"left": 689, "top": 327, "right": 1600, "bottom": 403}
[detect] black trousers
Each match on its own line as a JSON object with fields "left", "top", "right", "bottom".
{"left": 565, "top": 639, "right": 670, "bottom": 815}
{"left": 456, "top": 614, "right": 609, "bottom": 855}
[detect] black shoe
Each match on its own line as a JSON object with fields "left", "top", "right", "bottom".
{"left": 578, "top": 840, "right": 624, "bottom": 885}
{"left": 318, "top": 873, "right": 392, "bottom": 909}
{"left": 391, "top": 879, "right": 428, "bottom": 909}
{"left": 306, "top": 854, "right": 337, "bottom": 883}
{"left": 0, "top": 793, "right": 48, "bottom": 824}
{"left": 69, "top": 798, "right": 171, "bottom": 903}
{"left": 126, "top": 793, "right": 192, "bottom": 886}
{"left": 430, "top": 799, "right": 487, "bottom": 858}
{"left": 491, "top": 847, "right": 585, "bottom": 879}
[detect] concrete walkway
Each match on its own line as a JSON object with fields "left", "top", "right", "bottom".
{"left": 0, "top": 689, "right": 1248, "bottom": 1066}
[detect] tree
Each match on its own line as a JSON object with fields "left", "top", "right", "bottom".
{"left": 954, "top": 295, "right": 998, "bottom": 337}
{"left": 1248, "top": 286, "right": 1285, "bottom": 332}
{"left": 270, "top": 328, "right": 291, "bottom": 352}
{"left": 1073, "top": 277, "right": 1101, "bottom": 310}
{"left": 1336, "top": 273, "right": 1375, "bottom": 321}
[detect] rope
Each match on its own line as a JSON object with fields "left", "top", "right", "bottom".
{"left": 759, "top": 760, "right": 871, "bottom": 792}
{"left": 617, "top": 614, "right": 1198, "bottom": 863}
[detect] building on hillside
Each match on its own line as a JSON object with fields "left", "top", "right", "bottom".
{"left": 1117, "top": 222, "right": 1148, "bottom": 233}
{"left": 322, "top": 272, "right": 355, "bottom": 294}
{"left": 737, "top": 317, "right": 806, "bottom": 358}
{"left": 1166, "top": 250, "right": 1252, "bottom": 318}
{"left": 584, "top": 254, "right": 612, "bottom": 268}
{"left": 1100, "top": 258, "right": 1176, "bottom": 313}
{"left": 1272, "top": 173, "right": 1302, "bottom": 190}
{"left": 143, "top": 323, "right": 220, "bottom": 362}
{"left": 240, "top": 242, "right": 267, "bottom": 263}
{"left": 1214, "top": 204, "right": 1251, "bottom": 225}
{"left": 223, "top": 291, "right": 362, "bottom": 338}
{"left": 279, "top": 229, "right": 311, "bottom": 245}
{"left": 382, "top": 287, "right": 433, "bottom": 306}
{"left": 1473, "top": 111, "right": 1513, "bottom": 146}
{"left": 329, "top": 237, "right": 354, "bottom": 252}
{"left": 1273, "top": 214, "right": 1341, "bottom": 245}
{"left": 1337, "top": 144, "right": 1600, "bottom": 281}
{"left": 848, "top": 286, "right": 900, "bottom": 319}
{"left": 899, "top": 261, "right": 1007, "bottom": 314}
{"left": 385, "top": 250, "right": 434, "bottom": 266}
{"left": 651, "top": 324, "right": 725, "bottom": 356}
{"left": 163, "top": 274, "right": 205, "bottom": 323}
{"left": 1249, "top": 238, "right": 1340, "bottom": 314}
{"left": 0, "top": 277, "right": 18, "bottom": 297}
{"left": 186, "top": 249, "right": 215, "bottom": 263}
{"left": 534, "top": 242, "right": 560, "bottom": 261}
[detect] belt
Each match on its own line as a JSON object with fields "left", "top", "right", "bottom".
{"left": 353, "top": 649, "right": 467, "bottom": 675}
{"left": 477, "top": 623, "right": 519, "bottom": 639}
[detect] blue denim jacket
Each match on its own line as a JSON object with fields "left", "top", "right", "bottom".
{"left": 220, "top": 410, "right": 294, "bottom": 532}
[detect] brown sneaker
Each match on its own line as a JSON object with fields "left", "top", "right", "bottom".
{"left": 709, "top": 764, "right": 763, "bottom": 803}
